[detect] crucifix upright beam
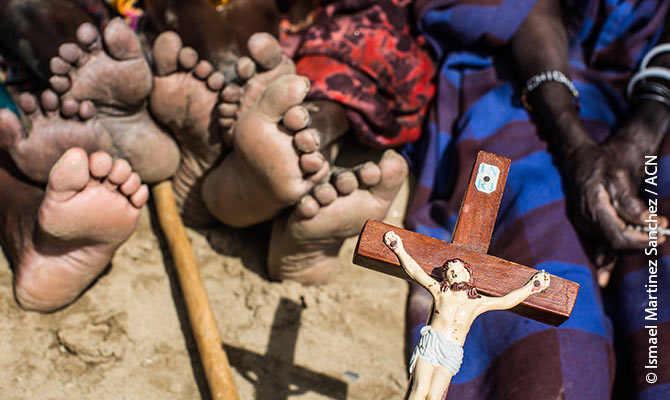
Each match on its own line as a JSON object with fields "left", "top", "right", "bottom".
{"left": 353, "top": 151, "right": 579, "bottom": 326}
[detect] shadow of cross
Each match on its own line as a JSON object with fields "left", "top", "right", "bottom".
{"left": 224, "top": 298, "right": 348, "bottom": 400}
{"left": 353, "top": 150, "right": 580, "bottom": 326}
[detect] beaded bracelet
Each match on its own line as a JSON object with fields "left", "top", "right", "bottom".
{"left": 521, "top": 70, "right": 580, "bottom": 112}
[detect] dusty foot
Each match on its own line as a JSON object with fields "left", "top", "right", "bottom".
{"left": 217, "top": 32, "right": 296, "bottom": 145}
{"left": 149, "top": 31, "right": 296, "bottom": 226}
{"left": 267, "top": 149, "right": 408, "bottom": 284}
{"left": 48, "top": 18, "right": 180, "bottom": 183}
{"left": 202, "top": 71, "right": 330, "bottom": 227}
{"left": 150, "top": 31, "right": 227, "bottom": 226}
{"left": 0, "top": 90, "right": 112, "bottom": 182}
{"left": 13, "top": 148, "right": 148, "bottom": 312}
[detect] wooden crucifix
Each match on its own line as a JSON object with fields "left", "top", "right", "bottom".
{"left": 353, "top": 151, "right": 579, "bottom": 398}
{"left": 353, "top": 150, "right": 579, "bottom": 327}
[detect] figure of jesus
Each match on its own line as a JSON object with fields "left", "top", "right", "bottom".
{"left": 383, "top": 231, "right": 551, "bottom": 400}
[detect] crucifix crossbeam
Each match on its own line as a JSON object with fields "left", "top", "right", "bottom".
{"left": 353, "top": 151, "right": 579, "bottom": 326}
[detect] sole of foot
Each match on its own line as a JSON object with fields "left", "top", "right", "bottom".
{"left": 217, "top": 32, "right": 296, "bottom": 145}
{"left": 0, "top": 90, "right": 112, "bottom": 182}
{"left": 49, "top": 18, "right": 179, "bottom": 183}
{"left": 150, "top": 31, "right": 228, "bottom": 226}
{"left": 268, "top": 149, "right": 408, "bottom": 284}
{"left": 14, "top": 147, "right": 148, "bottom": 312}
{"left": 202, "top": 72, "right": 330, "bottom": 227}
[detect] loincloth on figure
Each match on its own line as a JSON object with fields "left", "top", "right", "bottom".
{"left": 409, "top": 325, "right": 463, "bottom": 375}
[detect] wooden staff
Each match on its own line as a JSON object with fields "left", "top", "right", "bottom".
{"left": 152, "top": 181, "right": 239, "bottom": 400}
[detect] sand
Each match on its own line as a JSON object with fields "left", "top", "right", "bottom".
{"left": 0, "top": 184, "right": 410, "bottom": 400}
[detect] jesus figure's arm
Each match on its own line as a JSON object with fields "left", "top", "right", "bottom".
{"left": 477, "top": 270, "right": 550, "bottom": 314}
{"left": 383, "top": 231, "right": 440, "bottom": 297}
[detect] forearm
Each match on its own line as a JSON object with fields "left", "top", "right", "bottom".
{"left": 484, "top": 285, "right": 532, "bottom": 311}
{"left": 509, "top": 0, "right": 593, "bottom": 160}
{"left": 395, "top": 250, "right": 438, "bottom": 292}
{"left": 614, "top": 11, "right": 670, "bottom": 156}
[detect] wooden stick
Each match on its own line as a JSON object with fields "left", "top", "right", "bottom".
{"left": 152, "top": 181, "right": 239, "bottom": 400}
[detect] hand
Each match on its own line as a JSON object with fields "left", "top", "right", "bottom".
{"left": 561, "top": 131, "right": 667, "bottom": 250}
{"left": 529, "top": 270, "right": 551, "bottom": 293}
{"left": 384, "top": 230, "right": 403, "bottom": 252}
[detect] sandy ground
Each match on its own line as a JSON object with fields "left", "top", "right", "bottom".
{"left": 0, "top": 183, "right": 410, "bottom": 400}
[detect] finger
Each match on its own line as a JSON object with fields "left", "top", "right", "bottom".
{"left": 606, "top": 169, "right": 648, "bottom": 224}
{"left": 592, "top": 185, "right": 648, "bottom": 249}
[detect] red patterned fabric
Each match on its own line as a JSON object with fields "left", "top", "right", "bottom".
{"left": 281, "top": 0, "right": 436, "bottom": 149}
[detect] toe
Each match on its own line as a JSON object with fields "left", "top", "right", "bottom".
{"left": 103, "top": 17, "right": 143, "bottom": 60}
{"left": 369, "top": 149, "right": 409, "bottom": 199}
{"left": 283, "top": 105, "right": 311, "bottom": 132}
{"left": 295, "top": 194, "right": 320, "bottom": 218}
{"left": 120, "top": 172, "right": 141, "bottom": 196}
{"left": 153, "top": 31, "right": 182, "bottom": 76}
{"left": 78, "top": 100, "right": 96, "bottom": 119}
{"left": 89, "top": 151, "right": 114, "bottom": 178}
{"left": 47, "top": 148, "right": 91, "bottom": 197}
{"left": 306, "top": 157, "right": 331, "bottom": 184}
{"left": 354, "top": 161, "right": 382, "bottom": 187}
{"left": 194, "top": 60, "right": 214, "bottom": 80}
{"left": 61, "top": 98, "right": 79, "bottom": 118}
{"left": 105, "top": 158, "right": 133, "bottom": 188}
{"left": 219, "top": 117, "right": 235, "bottom": 128}
{"left": 312, "top": 182, "right": 337, "bottom": 206}
{"left": 76, "top": 22, "right": 102, "bottom": 51}
{"left": 221, "top": 84, "right": 242, "bottom": 102}
{"left": 299, "top": 152, "right": 325, "bottom": 174}
{"left": 207, "top": 71, "right": 225, "bottom": 90}
{"left": 18, "top": 93, "right": 38, "bottom": 115}
{"left": 41, "top": 90, "right": 59, "bottom": 114}
{"left": 247, "top": 32, "right": 283, "bottom": 70}
{"left": 235, "top": 56, "right": 256, "bottom": 80}
{"left": 58, "top": 43, "right": 84, "bottom": 64}
{"left": 49, "top": 76, "right": 71, "bottom": 94}
{"left": 257, "top": 74, "right": 310, "bottom": 119}
{"left": 130, "top": 184, "right": 149, "bottom": 208}
{"left": 293, "top": 128, "right": 320, "bottom": 153}
{"left": 178, "top": 47, "right": 199, "bottom": 70}
{"left": 332, "top": 168, "right": 358, "bottom": 195}
{"left": 49, "top": 56, "right": 72, "bottom": 75}
{"left": 0, "top": 109, "right": 24, "bottom": 150}
{"left": 218, "top": 103, "right": 237, "bottom": 118}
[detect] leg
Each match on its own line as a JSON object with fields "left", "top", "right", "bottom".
{"left": 427, "top": 367, "right": 453, "bottom": 400}
{"left": 408, "top": 358, "right": 434, "bottom": 400}
{"left": 0, "top": 148, "right": 148, "bottom": 312}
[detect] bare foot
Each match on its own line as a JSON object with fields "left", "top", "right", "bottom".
{"left": 150, "top": 31, "right": 227, "bottom": 226}
{"left": 218, "top": 34, "right": 349, "bottom": 163}
{"left": 49, "top": 18, "right": 180, "bottom": 183}
{"left": 0, "top": 90, "right": 112, "bottom": 182}
{"left": 149, "top": 31, "right": 296, "bottom": 226}
{"left": 202, "top": 72, "right": 330, "bottom": 227}
{"left": 268, "top": 149, "right": 408, "bottom": 284}
{"left": 217, "top": 32, "right": 296, "bottom": 145}
{"left": 14, "top": 148, "right": 148, "bottom": 312}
